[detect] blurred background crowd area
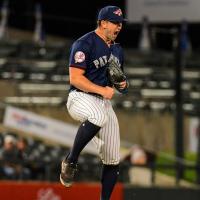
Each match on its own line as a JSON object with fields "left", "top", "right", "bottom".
{"left": 0, "top": 132, "right": 106, "bottom": 182}
{"left": 0, "top": 0, "right": 199, "bottom": 188}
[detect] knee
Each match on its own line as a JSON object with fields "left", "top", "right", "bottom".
{"left": 102, "top": 156, "right": 120, "bottom": 165}
{"left": 89, "top": 112, "right": 108, "bottom": 127}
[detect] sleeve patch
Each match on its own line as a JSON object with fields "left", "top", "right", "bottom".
{"left": 74, "top": 51, "right": 85, "bottom": 63}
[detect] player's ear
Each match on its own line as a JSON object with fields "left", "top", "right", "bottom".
{"left": 97, "top": 20, "right": 101, "bottom": 27}
{"left": 101, "top": 20, "right": 108, "bottom": 28}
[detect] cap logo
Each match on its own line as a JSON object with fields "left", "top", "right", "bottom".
{"left": 113, "top": 9, "right": 122, "bottom": 16}
{"left": 74, "top": 51, "right": 85, "bottom": 63}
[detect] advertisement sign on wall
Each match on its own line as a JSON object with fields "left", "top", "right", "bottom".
{"left": 3, "top": 106, "right": 98, "bottom": 154}
{"left": 0, "top": 182, "right": 123, "bottom": 200}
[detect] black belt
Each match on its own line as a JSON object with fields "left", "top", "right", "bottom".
{"left": 71, "top": 89, "right": 103, "bottom": 98}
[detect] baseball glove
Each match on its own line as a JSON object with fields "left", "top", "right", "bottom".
{"left": 107, "top": 58, "right": 127, "bottom": 92}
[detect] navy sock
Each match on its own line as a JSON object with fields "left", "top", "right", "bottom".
{"left": 101, "top": 164, "right": 119, "bottom": 200}
{"left": 67, "top": 120, "right": 101, "bottom": 163}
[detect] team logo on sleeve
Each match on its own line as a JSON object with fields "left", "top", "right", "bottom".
{"left": 74, "top": 51, "right": 85, "bottom": 63}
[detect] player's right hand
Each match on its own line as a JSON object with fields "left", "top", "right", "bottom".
{"left": 102, "top": 86, "right": 115, "bottom": 99}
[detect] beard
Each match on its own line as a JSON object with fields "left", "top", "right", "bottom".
{"left": 105, "top": 30, "right": 118, "bottom": 42}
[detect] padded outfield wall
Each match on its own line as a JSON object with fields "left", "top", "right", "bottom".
{"left": 0, "top": 181, "right": 199, "bottom": 200}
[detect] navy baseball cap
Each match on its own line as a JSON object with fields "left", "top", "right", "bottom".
{"left": 97, "top": 6, "right": 125, "bottom": 23}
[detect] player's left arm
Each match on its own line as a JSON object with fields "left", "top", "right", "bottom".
{"left": 118, "top": 50, "right": 129, "bottom": 93}
{"left": 118, "top": 80, "right": 128, "bottom": 90}
{"left": 117, "top": 80, "right": 129, "bottom": 94}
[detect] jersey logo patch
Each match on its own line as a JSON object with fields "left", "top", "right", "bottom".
{"left": 74, "top": 51, "right": 85, "bottom": 63}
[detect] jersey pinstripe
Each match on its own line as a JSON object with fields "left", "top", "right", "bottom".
{"left": 67, "top": 91, "right": 120, "bottom": 165}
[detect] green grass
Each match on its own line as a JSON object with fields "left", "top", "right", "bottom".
{"left": 185, "top": 153, "right": 197, "bottom": 182}
{"left": 156, "top": 152, "right": 198, "bottom": 183}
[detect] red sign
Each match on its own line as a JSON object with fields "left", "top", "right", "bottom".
{"left": 0, "top": 181, "right": 123, "bottom": 200}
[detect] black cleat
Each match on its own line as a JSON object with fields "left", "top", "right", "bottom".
{"left": 60, "top": 159, "right": 78, "bottom": 187}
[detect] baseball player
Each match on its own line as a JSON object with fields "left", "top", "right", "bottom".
{"left": 60, "top": 5, "right": 128, "bottom": 200}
